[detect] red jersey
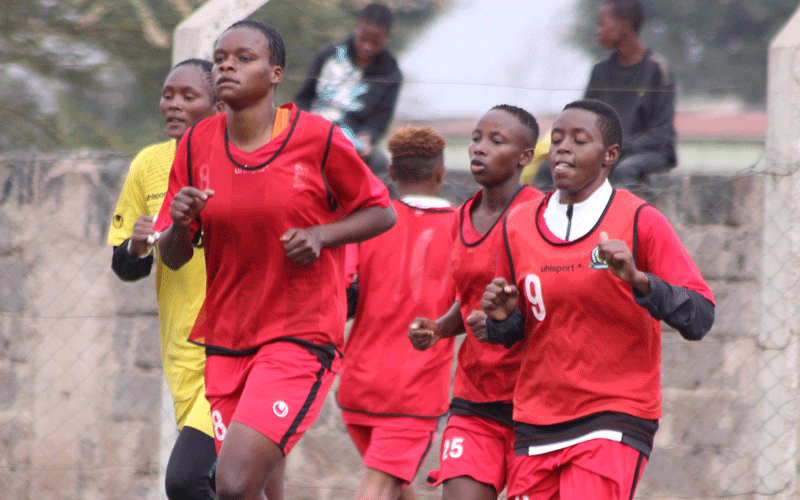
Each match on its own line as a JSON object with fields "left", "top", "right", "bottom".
{"left": 451, "top": 186, "right": 542, "bottom": 403}
{"left": 337, "top": 198, "right": 457, "bottom": 418}
{"left": 155, "top": 104, "right": 391, "bottom": 352}
{"left": 502, "top": 190, "right": 714, "bottom": 425}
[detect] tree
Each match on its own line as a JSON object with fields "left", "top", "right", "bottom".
{"left": 0, "top": 0, "right": 450, "bottom": 152}
{"left": 571, "top": 0, "right": 799, "bottom": 105}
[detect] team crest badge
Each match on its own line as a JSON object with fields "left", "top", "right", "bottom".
{"left": 589, "top": 245, "right": 609, "bottom": 269}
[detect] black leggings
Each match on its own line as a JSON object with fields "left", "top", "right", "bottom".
{"left": 164, "top": 425, "right": 217, "bottom": 500}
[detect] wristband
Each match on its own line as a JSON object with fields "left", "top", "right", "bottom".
{"left": 128, "top": 237, "right": 155, "bottom": 259}
{"left": 128, "top": 215, "right": 159, "bottom": 258}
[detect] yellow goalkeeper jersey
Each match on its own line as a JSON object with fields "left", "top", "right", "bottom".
{"left": 108, "top": 139, "right": 211, "bottom": 436}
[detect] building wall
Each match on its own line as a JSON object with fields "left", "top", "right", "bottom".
{"left": 0, "top": 151, "right": 767, "bottom": 499}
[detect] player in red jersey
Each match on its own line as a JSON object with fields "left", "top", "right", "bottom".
{"left": 408, "top": 105, "right": 543, "bottom": 500}
{"left": 338, "top": 126, "right": 457, "bottom": 500}
{"left": 481, "top": 99, "right": 714, "bottom": 500}
{"left": 155, "top": 20, "right": 396, "bottom": 500}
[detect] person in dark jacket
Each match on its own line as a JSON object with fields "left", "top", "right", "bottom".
{"left": 295, "top": 2, "right": 402, "bottom": 175}
{"left": 585, "top": 0, "right": 677, "bottom": 187}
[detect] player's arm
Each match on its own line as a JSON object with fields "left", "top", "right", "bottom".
{"left": 481, "top": 278, "right": 526, "bottom": 348}
{"left": 282, "top": 202, "right": 396, "bottom": 266}
{"left": 112, "top": 243, "right": 153, "bottom": 281}
{"left": 281, "top": 124, "right": 395, "bottom": 266}
{"left": 109, "top": 153, "right": 156, "bottom": 281}
{"left": 158, "top": 187, "right": 214, "bottom": 270}
{"left": 633, "top": 274, "right": 714, "bottom": 341}
{"left": 111, "top": 214, "right": 156, "bottom": 281}
{"left": 408, "top": 301, "right": 465, "bottom": 351}
{"left": 598, "top": 219, "right": 715, "bottom": 341}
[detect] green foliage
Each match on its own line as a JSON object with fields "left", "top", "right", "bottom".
{"left": 0, "top": 0, "right": 450, "bottom": 152}
{"left": 571, "top": 0, "right": 799, "bottom": 104}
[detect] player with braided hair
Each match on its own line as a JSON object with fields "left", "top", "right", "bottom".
{"left": 155, "top": 19, "right": 395, "bottom": 500}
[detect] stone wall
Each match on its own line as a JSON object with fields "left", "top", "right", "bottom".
{"left": 0, "top": 151, "right": 770, "bottom": 499}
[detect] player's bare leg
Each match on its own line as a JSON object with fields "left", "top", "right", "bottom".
{"left": 442, "top": 476, "right": 497, "bottom": 500}
{"left": 355, "top": 467, "right": 404, "bottom": 500}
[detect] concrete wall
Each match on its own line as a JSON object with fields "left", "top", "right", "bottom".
{"left": 0, "top": 151, "right": 775, "bottom": 499}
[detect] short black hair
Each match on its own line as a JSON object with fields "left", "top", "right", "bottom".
{"left": 173, "top": 58, "right": 219, "bottom": 101}
{"left": 490, "top": 104, "right": 540, "bottom": 148}
{"left": 563, "top": 99, "right": 623, "bottom": 148}
{"left": 605, "top": 0, "right": 645, "bottom": 33}
{"left": 225, "top": 19, "right": 286, "bottom": 68}
{"left": 359, "top": 2, "right": 393, "bottom": 31}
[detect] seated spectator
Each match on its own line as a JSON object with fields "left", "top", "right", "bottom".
{"left": 585, "top": 0, "right": 677, "bottom": 187}
{"left": 295, "top": 2, "right": 402, "bottom": 176}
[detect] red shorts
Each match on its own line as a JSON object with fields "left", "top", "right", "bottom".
{"left": 343, "top": 413, "right": 437, "bottom": 484}
{"left": 507, "top": 439, "right": 647, "bottom": 499}
{"left": 204, "top": 340, "right": 340, "bottom": 455}
{"left": 426, "top": 414, "right": 516, "bottom": 494}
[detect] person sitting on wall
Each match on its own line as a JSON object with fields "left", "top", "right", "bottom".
{"left": 295, "top": 2, "right": 402, "bottom": 176}
{"left": 585, "top": 0, "right": 677, "bottom": 187}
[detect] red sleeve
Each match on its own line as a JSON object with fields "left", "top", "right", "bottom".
{"left": 323, "top": 125, "right": 391, "bottom": 214}
{"left": 152, "top": 131, "right": 199, "bottom": 237}
{"left": 636, "top": 205, "right": 714, "bottom": 304}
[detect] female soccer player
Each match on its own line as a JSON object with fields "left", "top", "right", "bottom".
{"left": 338, "top": 126, "right": 457, "bottom": 500}
{"left": 155, "top": 20, "right": 396, "bottom": 500}
{"left": 482, "top": 99, "right": 714, "bottom": 500}
{"left": 108, "top": 58, "right": 225, "bottom": 500}
{"left": 408, "top": 105, "right": 543, "bottom": 500}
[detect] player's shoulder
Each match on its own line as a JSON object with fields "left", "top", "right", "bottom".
{"left": 297, "top": 105, "right": 332, "bottom": 128}
{"left": 181, "top": 114, "right": 226, "bottom": 154}
{"left": 517, "top": 185, "right": 545, "bottom": 204}
{"left": 292, "top": 106, "right": 339, "bottom": 143}
{"left": 189, "top": 113, "right": 225, "bottom": 136}
{"left": 133, "top": 139, "right": 174, "bottom": 160}
{"left": 612, "top": 189, "right": 671, "bottom": 230}
{"left": 129, "top": 139, "right": 176, "bottom": 174}
{"left": 506, "top": 191, "right": 544, "bottom": 229}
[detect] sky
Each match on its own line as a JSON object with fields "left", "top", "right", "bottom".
{"left": 395, "top": 0, "right": 594, "bottom": 120}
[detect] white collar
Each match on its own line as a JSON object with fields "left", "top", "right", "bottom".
{"left": 543, "top": 181, "right": 613, "bottom": 241}
{"left": 400, "top": 195, "right": 451, "bottom": 209}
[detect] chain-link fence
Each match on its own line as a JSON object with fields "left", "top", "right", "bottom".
{"left": 1, "top": 143, "right": 794, "bottom": 499}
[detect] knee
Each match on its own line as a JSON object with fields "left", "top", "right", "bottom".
{"left": 214, "top": 468, "right": 254, "bottom": 500}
